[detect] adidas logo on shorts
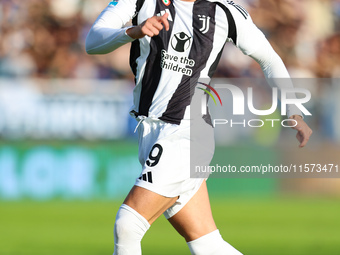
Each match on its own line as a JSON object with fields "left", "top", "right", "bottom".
{"left": 138, "top": 171, "right": 153, "bottom": 183}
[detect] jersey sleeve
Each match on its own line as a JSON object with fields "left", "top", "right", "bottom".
{"left": 226, "top": 4, "right": 303, "bottom": 118}
{"left": 85, "top": 0, "right": 137, "bottom": 54}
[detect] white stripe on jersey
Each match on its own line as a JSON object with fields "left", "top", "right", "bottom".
{"left": 200, "top": 6, "right": 229, "bottom": 78}
{"left": 150, "top": 0, "right": 194, "bottom": 117}
{"left": 86, "top": 0, "right": 303, "bottom": 123}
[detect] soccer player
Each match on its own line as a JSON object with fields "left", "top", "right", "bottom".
{"left": 86, "top": 0, "right": 312, "bottom": 254}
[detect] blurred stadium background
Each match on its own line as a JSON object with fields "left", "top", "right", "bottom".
{"left": 1, "top": 0, "right": 340, "bottom": 254}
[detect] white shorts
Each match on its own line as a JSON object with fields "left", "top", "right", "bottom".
{"left": 134, "top": 116, "right": 215, "bottom": 219}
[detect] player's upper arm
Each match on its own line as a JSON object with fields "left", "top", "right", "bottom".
{"left": 225, "top": 3, "right": 302, "bottom": 117}
{"left": 225, "top": 2, "right": 265, "bottom": 56}
{"left": 85, "top": 0, "right": 137, "bottom": 54}
{"left": 226, "top": 2, "right": 291, "bottom": 77}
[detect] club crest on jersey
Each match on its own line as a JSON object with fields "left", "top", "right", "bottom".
{"left": 162, "top": 0, "right": 171, "bottom": 6}
{"left": 198, "top": 15, "right": 210, "bottom": 34}
{"left": 171, "top": 32, "right": 191, "bottom": 52}
{"left": 108, "top": 0, "right": 119, "bottom": 6}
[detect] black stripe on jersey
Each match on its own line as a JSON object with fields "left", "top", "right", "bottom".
{"left": 208, "top": 41, "right": 226, "bottom": 78}
{"left": 137, "top": 0, "right": 176, "bottom": 116}
{"left": 130, "top": 0, "right": 145, "bottom": 77}
{"left": 216, "top": 2, "right": 237, "bottom": 44}
{"left": 130, "top": 41, "right": 140, "bottom": 78}
{"left": 160, "top": 1, "right": 217, "bottom": 124}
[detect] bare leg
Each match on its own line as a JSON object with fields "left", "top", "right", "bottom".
{"left": 113, "top": 185, "right": 178, "bottom": 255}
{"left": 168, "top": 180, "right": 217, "bottom": 241}
{"left": 168, "top": 180, "right": 243, "bottom": 255}
{"left": 123, "top": 185, "right": 178, "bottom": 224}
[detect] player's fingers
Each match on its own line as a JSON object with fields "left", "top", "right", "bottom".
{"left": 148, "top": 25, "right": 161, "bottom": 36}
{"left": 299, "top": 138, "right": 309, "bottom": 148}
{"left": 147, "top": 17, "right": 163, "bottom": 31}
{"left": 297, "top": 130, "right": 310, "bottom": 148}
{"left": 144, "top": 20, "right": 164, "bottom": 35}
{"left": 141, "top": 26, "right": 155, "bottom": 37}
{"left": 140, "top": 14, "right": 169, "bottom": 38}
{"left": 296, "top": 132, "right": 304, "bottom": 148}
{"left": 155, "top": 13, "right": 169, "bottom": 22}
{"left": 160, "top": 13, "right": 170, "bottom": 31}
{"left": 152, "top": 15, "right": 168, "bottom": 31}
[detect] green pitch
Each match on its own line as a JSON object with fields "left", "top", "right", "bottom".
{"left": 1, "top": 196, "right": 339, "bottom": 255}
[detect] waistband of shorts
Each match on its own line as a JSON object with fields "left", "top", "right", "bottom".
{"left": 130, "top": 110, "right": 166, "bottom": 133}
{"left": 130, "top": 111, "right": 194, "bottom": 133}
{"left": 130, "top": 110, "right": 164, "bottom": 122}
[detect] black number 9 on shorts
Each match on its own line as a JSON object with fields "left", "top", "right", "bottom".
{"left": 146, "top": 144, "right": 163, "bottom": 167}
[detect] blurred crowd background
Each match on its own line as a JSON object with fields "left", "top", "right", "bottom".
{"left": 2, "top": 0, "right": 339, "bottom": 141}
{"left": 0, "top": 0, "right": 340, "bottom": 202}
{"left": 1, "top": 2, "right": 340, "bottom": 254}
{"left": 1, "top": 0, "right": 340, "bottom": 80}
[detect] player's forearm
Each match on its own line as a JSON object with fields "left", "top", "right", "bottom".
{"left": 249, "top": 37, "right": 291, "bottom": 79}
{"left": 85, "top": 5, "right": 135, "bottom": 54}
{"left": 249, "top": 41, "right": 303, "bottom": 118}
{"left": 86, "top": 26, "right": 134, "bottom": 54}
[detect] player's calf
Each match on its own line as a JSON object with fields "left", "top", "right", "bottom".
{"left": 113, "top": 204, "right": 150, "bottom": 255}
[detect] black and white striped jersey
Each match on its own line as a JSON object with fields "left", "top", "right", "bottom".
{"left": 86, "top": 0, "right": 302, "bottom": 124}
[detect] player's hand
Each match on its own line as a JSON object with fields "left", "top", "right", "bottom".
{"left": 289, "top": 115, "right": 312, "bottom": 148}
{"left": 126, "top": 13, "right": 169, "bottom": 39}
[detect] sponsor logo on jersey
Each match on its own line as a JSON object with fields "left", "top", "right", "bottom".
{"left": 171, "top": 32, "right": 191, "bottom": 52}
{"left": 160, "top": 50, "right": 196, "bottom": 76}
{"left": 108, "top": 0, "right": 119, "bottom": 6}
{"left": 162, "top": 0, "right": 171, "bottom": 6}
{"left": 198, "top": 15, "right": 211, "bottom": 34}
{"left": 156, "top": 9, "right": 173, "bottom": 21}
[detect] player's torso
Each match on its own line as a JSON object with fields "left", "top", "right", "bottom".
{"left": 131, "top": 0, "right": 230, "bottom": 124}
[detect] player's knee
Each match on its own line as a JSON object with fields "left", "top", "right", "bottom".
{"left": 114, "top": 214, "right": 131, "bottom": 240}
{"left": 114, "top": 204, "right": 150, "bottom": 244}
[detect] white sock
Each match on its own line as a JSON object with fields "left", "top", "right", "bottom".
{"left": 113, "top": 204, "right": 150, "bottom": 255}
{"left": 187, "top": 229, "right": 243, "bottom": 255}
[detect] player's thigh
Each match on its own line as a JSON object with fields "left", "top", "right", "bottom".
{"left": 123, "top": 185, "right": 178, "bottom": 224}
{"left": 168, "top": 180, "right": 217, "bottom": 242}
